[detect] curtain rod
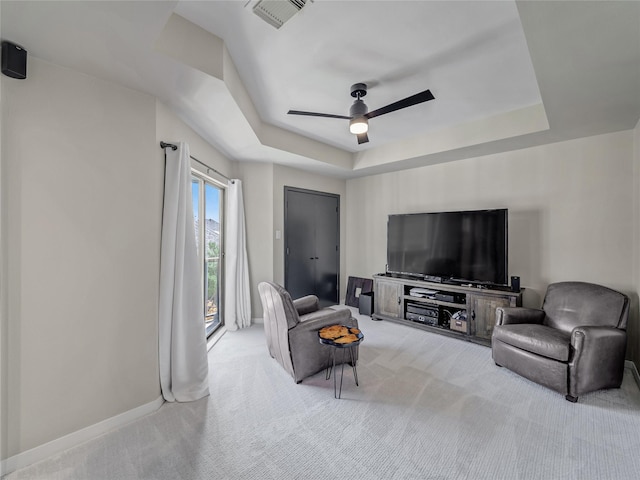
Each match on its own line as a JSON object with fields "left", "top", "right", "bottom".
{"left": 160, "top": 141, "right": 231, "bottom": 182}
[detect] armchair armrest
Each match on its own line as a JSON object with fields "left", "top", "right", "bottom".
{"left": 293, "top": 295, "right": 319, "bottom": 316}
{"left": 294, "top": 307, "right": 353, "bottom": 333}
{"left": 495, "top": 307, "right": 545, "bottom": 326}
{"left": 569, "top": 325, "right": 627, "bottom": 397}
{"left": 571, "top": 325, "right": 627, "bottom": 357}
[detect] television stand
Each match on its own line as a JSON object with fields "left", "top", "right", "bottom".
{"left": 372, "top": 274, "right": 522, "bottom": 346}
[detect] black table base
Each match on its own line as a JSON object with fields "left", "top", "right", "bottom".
{"left": 325, "top": 344, "right": 359, "bottom": 399}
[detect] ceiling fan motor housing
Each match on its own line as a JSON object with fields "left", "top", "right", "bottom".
{"left": 349, "top": 83, "right": 369, "bottom": 135}
{"left": 350, "top": 98, "right": 368, "bottom": 117}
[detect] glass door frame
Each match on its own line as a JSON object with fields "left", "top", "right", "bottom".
{"left": 192, "top": 168, "right": 226, "bottom": 338}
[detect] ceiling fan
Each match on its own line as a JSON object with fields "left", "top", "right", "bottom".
{"left": 287, "top": 83, "right": 435, "bottom": 145}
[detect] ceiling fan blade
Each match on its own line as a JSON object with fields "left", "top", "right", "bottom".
{"left": 357, "top": 132, "right": 369, "bottom": 144}
{"left": 365, "top": 89, "right": 435, "bottom": 120}
{"left": 287, "top": 110, "right": 351, "bottom": 120}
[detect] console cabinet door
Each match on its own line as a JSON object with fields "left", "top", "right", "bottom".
{"left": 469, "top": 294, "right": 514, "bottom": 340}
{"left": 374, "top": 279, "right": 402, "bottom": 318}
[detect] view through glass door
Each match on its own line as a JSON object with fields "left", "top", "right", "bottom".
{"left": 192, "top": 173, "right": 224, "bottom": 337}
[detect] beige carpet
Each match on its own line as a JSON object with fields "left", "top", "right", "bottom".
{"left": 5, "top": 307, "right": 640, "bottom": 479}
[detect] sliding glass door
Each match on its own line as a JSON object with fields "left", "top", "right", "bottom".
{"left": 192, "top": 172, "right": 225, "bottom": 337}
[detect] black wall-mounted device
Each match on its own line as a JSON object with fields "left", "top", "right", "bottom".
{"left": 2, "top": 41, "right": 27, "bottom": 79}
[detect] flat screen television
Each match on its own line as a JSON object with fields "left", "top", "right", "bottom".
{"left": 386, "top": 208, "right": 508, "bottom": 286}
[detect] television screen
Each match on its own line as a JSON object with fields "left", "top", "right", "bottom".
{"left": 387, "top": 209, "right": 508, "bottom": 285}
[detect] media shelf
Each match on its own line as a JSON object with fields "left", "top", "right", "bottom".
{"left": 372, "top": 274, "right": 522, "bottom": 346}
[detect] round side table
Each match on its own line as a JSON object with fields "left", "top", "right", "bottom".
{"left": 318, "top": 325, "right": 364, "bottom": 399}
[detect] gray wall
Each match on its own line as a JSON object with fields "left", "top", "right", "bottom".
{"left": 0, "top": 58, "right": 233, "bottom": 460}
{"left": 236, "top": 162, "right": 347, "bottom": 318}
{"left": 233, "top": 161, "right": 274, "bottom": 318}
{"left": 156, "top": 101, "right": 233, "bottom": 179}
{"left": 1, "top": 58, "right": 160, "bottom": 457}
{"left": 346, "top": 130, "right": 638, "bottom": 362}
{"left": 633, "top": 119, "right": 640, "bottom": 368}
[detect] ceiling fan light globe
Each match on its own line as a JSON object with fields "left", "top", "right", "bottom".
{"left": 349, "top": 117, "right": 369, "bottom": 134}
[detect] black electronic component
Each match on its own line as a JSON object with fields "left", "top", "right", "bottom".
{"left": 406, "top": 302, "right": 439, "bottom": 326}
{"left": 2, "top": 41, "right": 27, "bottom": 79}
{"left": 435, "top": 293, "right": 455, "bottom": 303}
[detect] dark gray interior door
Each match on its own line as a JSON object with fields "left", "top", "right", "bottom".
{"left": 284, "top": 189, "right": 316, "bottom": 300}
{"left": 285, "top": 187, "right": 339, "bottom": 307}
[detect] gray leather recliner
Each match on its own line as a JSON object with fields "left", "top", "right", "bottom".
{"left": 492, "top": 281, "right": 629, "bottom": 402}
{"left": 258, "top": 282, "right": 359, "bottom": 383}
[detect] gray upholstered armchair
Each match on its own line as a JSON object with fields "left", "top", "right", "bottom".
{"left": 258, "top": 282, "right": 359, "bottom": 383}
{"left": 492, "top": 281, "right": 629, "bottom": 402}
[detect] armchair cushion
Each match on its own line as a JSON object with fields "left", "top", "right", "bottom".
{"left": 259, "top": 282, "right": 301, "bottom": 329}
{"left": 543, "top": 281, "right": 629, "bottom": 333}
{"left": 493, "top": 324, "right": 571, "bottom": 362}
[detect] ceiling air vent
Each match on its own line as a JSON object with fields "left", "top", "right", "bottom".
{"left": 252, "top": 0, "right": 307, "bottom": 29}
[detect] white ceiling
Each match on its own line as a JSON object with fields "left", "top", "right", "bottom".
{"left": 175, "top": 0, "right": 541, "bottom": 151}
{"left": 2, "top": 1, "right": 639, "bottom": 179}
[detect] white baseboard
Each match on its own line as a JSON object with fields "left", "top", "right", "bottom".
{"left": 0, "top": 395, "right": 164, "bottom": 477}
{"left": 625, "top": 360, "right": 640, "bottom": 389}
{"left": 253, "top": 317, "right": 264, "bottom": 325}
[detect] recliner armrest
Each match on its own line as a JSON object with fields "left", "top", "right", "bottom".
{"left": 571, "top": 325, "right": 627, "bottom": 353}
{"left": 568, "top": 325, "right": 627, "bottom": 397}
{"left": 293, "top": 295, "right": 320, "bottom": 316}
{"left": 495, "top": 307, "right": 545, "bottom": 326}
{"left": 294, "top": 307, "right": 353, "bottom": 332}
